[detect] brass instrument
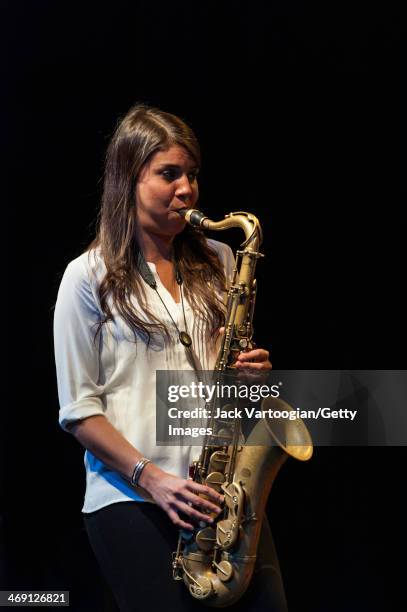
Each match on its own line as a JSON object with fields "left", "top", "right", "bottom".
{"left": 172, "top": 209, "right": 313, "bottom": 607}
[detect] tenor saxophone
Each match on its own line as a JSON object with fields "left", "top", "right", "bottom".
{"left": 172, "top": 209, "right": 313, "bottom": 607}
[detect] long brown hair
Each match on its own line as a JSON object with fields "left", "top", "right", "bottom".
{"left": 88, "top": 104, "right": 226, "bottom": 344}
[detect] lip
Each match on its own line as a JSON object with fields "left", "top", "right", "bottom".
{"left": 170, "top": 206, "right": 189, "bottom": 213}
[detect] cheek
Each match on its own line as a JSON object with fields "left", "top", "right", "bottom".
{"left": 192, "top": 183, "right": 199, "bottom": 204}
{"left": 136, "top": 181, "right": 173, "bottom": 209}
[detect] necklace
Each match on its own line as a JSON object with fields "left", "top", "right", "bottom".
{"left": 136, "top": 251, "right": 192, "bottom": 348}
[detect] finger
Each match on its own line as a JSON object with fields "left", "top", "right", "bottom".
{"left": 175, "top": 500, "right": 216, "bottom": 524}
{"left": 236, "top": 366, "right": 271, "bottom": 381}
{"left": 237, "top": 348, "right": 269, "bottom": 362}
{"left": 180, "top": 489, "right": 222, "bottom": 514}
{"left": 187, "top": 481, "right": 224, "bottom": 502}
{"left": 235, "top": 360, "right": 272, "bottom": 370}
{"left": 167, "top": 507, "right": 194, "bottom": 531}
{"left": 187, "top": 481, "right": 224, "bottom": 504}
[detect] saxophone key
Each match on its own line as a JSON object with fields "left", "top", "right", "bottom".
{"left": 216, "top": 519, "right": 237, "bottom": 549}
{"left": 222, "top": 482, "right": 242, "bottom": 509}
{"left": 213, "top": 560, "right": 234, "bottom": 582}
{"left": 196, "top": 526, "right": 217, "bottom": 552}
{"left": 189, "top": 576, "right": 212, "bottom": 600}
{"left": 205, "top": 471, "right": 226, "bottom": 493}
{"left": 208, "top": 450, "right": 229, "bottom": 473}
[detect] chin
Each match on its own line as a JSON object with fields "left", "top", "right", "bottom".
{"left": 171, "top": 223, "right": 187, "bottom": 237}
{"left": 168, "top": 214, "right": 187, "bottom": 229}
{"left": 156, "top": 219, "right": 186, "bottom": 238}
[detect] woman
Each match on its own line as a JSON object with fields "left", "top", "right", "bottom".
{"left": 54, "top": 104, "right": 287, "bottom": 611}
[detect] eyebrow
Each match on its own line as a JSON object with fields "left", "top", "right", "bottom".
{"left": 156, "top": 163, "right": 199, "bottom": 170}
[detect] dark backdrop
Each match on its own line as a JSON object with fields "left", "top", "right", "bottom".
{"left": 3, "top": 1, "right": 406, "bottom": 611}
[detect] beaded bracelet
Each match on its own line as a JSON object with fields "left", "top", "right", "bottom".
{"left": 130, "top": 457, "right": 152, "bottom": 487}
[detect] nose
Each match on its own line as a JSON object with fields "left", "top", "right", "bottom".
{"left": 175, "top": 174, "right": 194, "bottom": 202}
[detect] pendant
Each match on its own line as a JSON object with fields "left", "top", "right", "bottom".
{"left": 179, "top": 331, "right": 192, "bottom": 348}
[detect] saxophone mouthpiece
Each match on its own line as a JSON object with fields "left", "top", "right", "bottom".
{"left": 181, "top": 209, "right": 208, "bottom": 227}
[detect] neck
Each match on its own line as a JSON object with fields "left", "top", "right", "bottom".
{"left": 136, "top": 229, "right": 175, "bottom": 263}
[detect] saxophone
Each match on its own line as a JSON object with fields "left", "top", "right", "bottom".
{"left": 172, "top": 209, "right": 313, "bottom": 607}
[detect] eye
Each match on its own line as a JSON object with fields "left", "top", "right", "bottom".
{"left": 160, "top": 167, "right": 199, "bottom": 183}
{"left": 187, "top": 170, "right": 199, "bottom": 183}
{"left": 161, "top": 168, "right": 179, "bottom": 182}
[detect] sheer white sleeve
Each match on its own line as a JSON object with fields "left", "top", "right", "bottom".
{"left": 54, "top": 256, "right": 106, "bottom": 432}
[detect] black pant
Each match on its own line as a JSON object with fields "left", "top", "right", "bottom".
{"left": 84, "top": 501, "right": 288, "bottom": 612}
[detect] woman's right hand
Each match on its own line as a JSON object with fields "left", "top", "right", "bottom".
{"left": 139, "top": 463, "right": 224, "bottom": 530}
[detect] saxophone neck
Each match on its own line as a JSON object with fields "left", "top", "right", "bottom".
{"left": 180, "top": 207, "right": 264, "bottom": 370}
{"left": 182, "top": 209, "right": 262, "bottom": 250}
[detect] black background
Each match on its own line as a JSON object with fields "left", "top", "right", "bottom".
{"left": 3, "top": 1, "right": 406, "bottom": 610}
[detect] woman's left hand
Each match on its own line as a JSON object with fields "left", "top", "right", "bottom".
{"left": 217, "top": 329, "right": 272, "bottom": 372}
{"left": 235, "top": 347, "right": 272, "bottom": 371}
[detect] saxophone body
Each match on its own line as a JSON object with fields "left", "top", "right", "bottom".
{"left": 172, "top": 209, "right": 313, "bottom": 607}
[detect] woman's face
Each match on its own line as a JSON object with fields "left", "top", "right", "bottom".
{"left": 135, "top": 144, "right": 199, "bottom": 239}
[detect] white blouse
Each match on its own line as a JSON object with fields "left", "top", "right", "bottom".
{"left": 53, "top": 239, "right": 235, "bottom": 513}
